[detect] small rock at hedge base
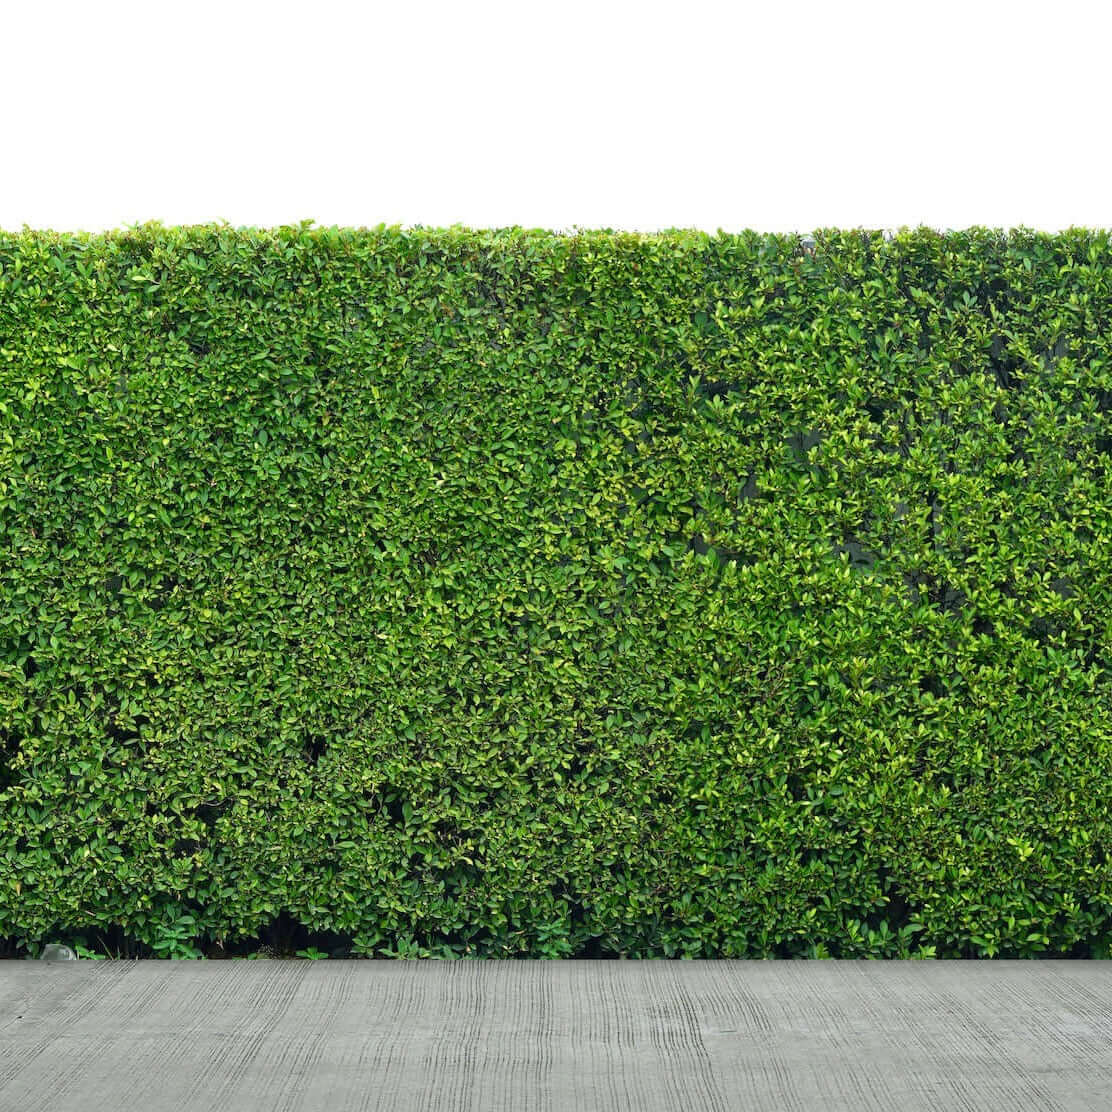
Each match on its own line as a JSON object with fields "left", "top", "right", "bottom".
{"left": 38, "top": 944, "right": 78, "bottom": 961}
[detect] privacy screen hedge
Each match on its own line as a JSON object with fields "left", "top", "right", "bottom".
{"left": 1, "top": 223, "right": 1111, "bottom": 960}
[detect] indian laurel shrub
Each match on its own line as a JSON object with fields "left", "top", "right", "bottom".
{"left": 0, "top": 223, "right": 1110, "bottom": 960}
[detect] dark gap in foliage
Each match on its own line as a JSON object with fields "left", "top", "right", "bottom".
{"left": 832, "top": 537, "right": 877, "bottom": 571}
{"left": 902, "top": 569, "right": 929, "bottom": 604}
{"left": 926, "top": 578, "right": 968, "bottom": 615}
{"left": 785, "top": 428, "right": 824, "bottom": 463}
{"left": 303, "top": 734, "right": 328, "bottom": 766}
{"left": 677, "top": 532, "right": 757, "bottom": 574}
{"left": 976, "top": 275, "right": 1010, "bottom": 307}
{"left": 685, "top": 532, "right": 712, "bottom": 558}
{"left": 909, "top": 731, "right": 928, "bottom": 779}
{"left": 988, "top": 331, "right": 1022, "bottom": 391}
{"left": 681, "top": 719, "right": 729, "bottom": 742}
{"left": 117, "top": 235, "right": 155, "bottom": 263}
{"left": 575, "top": 933, "right": 607, "bottom": 958}
{"left": 863, "top": 388, "right": 899, "bottom": 421}
{"left": 104, "top": 711, "right": 150, "bottom": 747}
{"left": 1027, "top": 616, "right": 1066, "bottom": 647}
{"left": 22, "top": 654, "right": 38, "bottom": 681}
{"left": 0, "top": 729, "right": 19, "bottom": 789}
{"left": 304, "top": 340, "right": 334, "bottom": 386}
{"left": 661, "top": 348, "right": 695, "bottom": 395}
{"left": 193, "top": 797, "right": 232, "bottom": 828}
{"left": 876, "top": 867, "right": 912, "bottom": 926}
{"left": 1064, "top": 938, "right": 1097, "bottom": 958}
{"left": 382, "top": 792, "right": 406, "bottom": 826}
{"left": 1027, "top": 731, "right": 1056, "bottom": 766}
{"left": 105, "top": 913, "right": 353, "bottom": 961}
{"left": 918, "top": 673, "right": 943, "bottom": 698}
{"left": 446, "top": 921, "right": 498, "bottom": 954}
{"left": 567, "top": 724, "right": 593, "bottom": 778}
{"left": 562, "top": 893, "right": 590, "bottom": 934}
{"left": 341, "top": 299, "right": 367, "bottom": 337}
{"left": 254, "top": 909, "right": 308, "bottom": 957}
{"left": 148, "top": 574, "right": 179, "bottom": 611}
{"left": 732, "top": 409, "right": 762, "bottom": 430}
{"left": 1043, "top": 335, "right": 1071, "bottom": 367}
{"left": 738, "top": 470, "right": 761, "bottom": 503}
{"left": 474, "top": 277, "right": 514, "bottom": 314}
{"left": 694, "top": 375, "right": 741, "bottom": 402}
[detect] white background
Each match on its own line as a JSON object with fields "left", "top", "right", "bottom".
{"left": 2, "top": 0, "right": 1108, "bottom": 234}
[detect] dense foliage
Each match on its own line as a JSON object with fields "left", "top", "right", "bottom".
{"left": 1, "top": 223, "right": 1110, "bottom": 959}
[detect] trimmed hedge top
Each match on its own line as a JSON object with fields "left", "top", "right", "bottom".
{"left": 1, "top": 223, "right": 1110, "bottom": 959}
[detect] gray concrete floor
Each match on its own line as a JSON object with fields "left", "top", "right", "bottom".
{"left": 1, "top": 960, "right": 1110, "bottom": 1111}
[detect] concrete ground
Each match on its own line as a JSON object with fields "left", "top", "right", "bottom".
{"left": 1, "top": 960, "right": 1109, "bottom": 1111}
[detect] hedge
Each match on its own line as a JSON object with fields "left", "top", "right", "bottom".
{"left": 1, "top": 222, "right": 1110, "bottom": 960}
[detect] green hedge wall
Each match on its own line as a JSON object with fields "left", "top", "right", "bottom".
{"left": 1, "top": 223, "right": 1110, "bottom": 959}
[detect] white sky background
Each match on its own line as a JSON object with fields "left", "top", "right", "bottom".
{"left": 2, "top": 0, "right": 1108, "bottom": 234}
